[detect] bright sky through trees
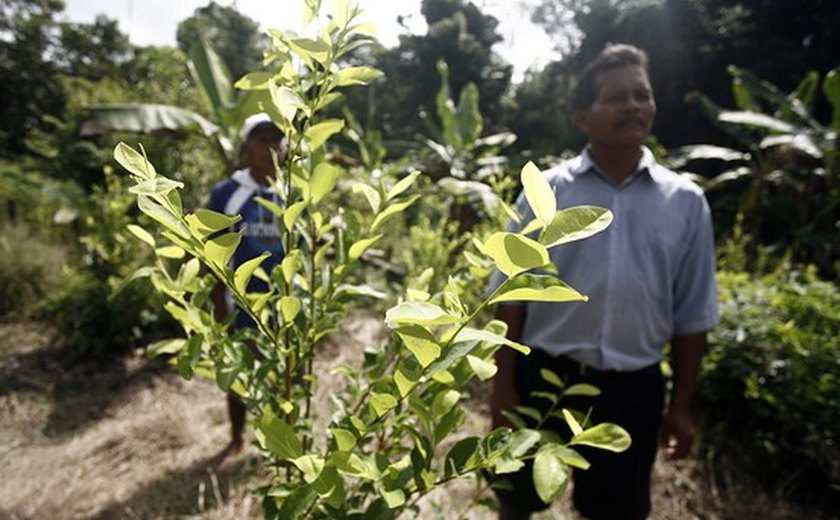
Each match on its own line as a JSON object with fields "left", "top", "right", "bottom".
{"left": 61, "top": 0, "right": 559, "bottom": 82}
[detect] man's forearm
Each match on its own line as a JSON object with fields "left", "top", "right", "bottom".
{"left": 668, "top": 332, "right": 706, "bottom": 410}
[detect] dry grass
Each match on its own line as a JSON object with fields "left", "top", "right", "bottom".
{"left": 0, "top": 317, "right": 820, "bottom": 520}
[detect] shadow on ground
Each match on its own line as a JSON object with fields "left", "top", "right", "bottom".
{"left": 90, "top": 454, "right": 257, "bottom": 519}
{"left": 0, "top": 341, "right": 170, "bottom": 438}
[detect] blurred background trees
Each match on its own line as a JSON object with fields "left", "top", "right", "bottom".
{"left": 0, "top": 0, "right": 837, "bottom": 512}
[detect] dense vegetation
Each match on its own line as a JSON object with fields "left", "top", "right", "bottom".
{"left": 1, "top": 0, "right": 838, "bottom": 516}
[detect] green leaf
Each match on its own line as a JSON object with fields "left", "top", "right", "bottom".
{"left": 371, "top": 195, "right": 420, "bottom": 232}
{"left": 234, "top": 71, "right": 274, "bottom": 90}
{"left": 454, "top": 327, "right": 530, "bottom": 355}
{"left": 311, "top": 466, "right": 343, "bottom": 506}
{"left": 393, "top": 365, "right": 419, "bottom": 397}
{"left": 540, "top": 368, "right": 564, "bottom": 389}
{"left": 352, "top": 182, "right": 382, "bottom": 213}
{"left": 204, "top": 232, "right": 241, "bottom": 269}
{"left": 331, "top": 428, "right": 357, "bottom": 451}
{"left": 280, "top": 296, "right": 301, "bottom": 323}
{"left": 490, "top": 274, "right": 587, "bottom": 305}
{"left": 434, "top": 407, "right": 466, "bottom": 444}
{"left": 541, "top": 206, "right": 613, "bottom": 248}
{"left": 188, "top": 42, "right": 233, "bottom": 124}
{"left": 444, "top": 437, "right": 481, "bottom": 477}
{"left": 114, "top": 142, "right": 156, "bottom": 179}
{"left": 283, "top": 200, "right": 307, "bottom": 232}
{"left": 302, "top": 0, "right": 319, "bottom": 26}
{"left": 379, "top": 487, "right": 406, "bottom": 509}
{"left": 348, "top": 234, "right": 382, "bottom": 260}
{"left": 455, "top": 82, "right": 483, "bottom": 145}
{"left": 669, "top": 145, "right": 748, "bottom": 167}
{"left": 564, "top": 383, "right": 601, "bottom": 397}
{"left": 495, "top": 453, "right": 525, "bottom": 474}
{"left": 718, "top": 110, "right": 795, "bottom": 133}
{"left": 521, "top": 161, "right": 555, "bottom": 226}
{"left": 277, "top": 485, "right": 317, "bottom": 519}
{"left": 386, "top": 171, "right": 421, "bottom": 201}
{"left": 484, "top": 232, "right": 549, "bottom": 278}
{"left": 385, "top": 302, "right": 460, "bottom": 328}
{"left": 305, "top": 119, "right": 345, "bottom": 149}
{"left": 310, "top": 163, "right": 340, "bottom": 203}
{"left": 349, "top": 415, "right": 366, "bottom": 435}
{"left": 129, "top": 177, "right": 184, "bottom": 196}
{"left": 329, "top": 0, "right": 351, "bottom": 28}
{"left": 269, "top": 84, "right": 304, "bottom": 124}
{"left": 292, "top": 454, "right": 325, "bottom": 483}
{"left": 87, "top": 106, "right": 219, "bottom": 141}
{"left": 554, "top": 445, "right": 590, "bottom": 470}
{"left": 216, "top": 363, "right": 241, "bottom": 392}
{"left": 155, "top": 246, "right": 185, "bottom": 259}
{"left": 562, "top": 408, "right": 583, "bottom": 436}
{"left": 507, "top": 428, "right": 541, "bottom": 458}
{"left": 186, "top": 208, "right": 240, "bottom": 236}
{"left": 395, "top": 325, "right": 441, "bottom": 368}
{"left": 234, "top": 253, "right": 270, "bottom": 294}
{"left": 288, "top": 37, "right": 331, "bottom": 64}
{"left": 466, "top": 355, "right": 497, "bottom": 380}
{"left": 334, "top": 66, "right": 384, "bottom": 86}
{"left": 370, "top": 392, "right": 399, "bottom": 418}
{"left": 126, "top": 224, "right": 155, "bottom": 248}
{"left": 281, "top": 250, "right": 302, "bottom": 284}
{"left": 515, "top": 406, "right": 542, "bottom": 423}
{"left": 255, "top": 414, "right": 303, "bottom": 459}
{"left": 759, "top": 134, "right": 822, "bottom": 158}
{"left": 146, "top": 338, "right": 185, "bottom": 357}
{"left": 824, "top": 68, "right": 840, "bottom": 130}
{"left": 432, "top": 389, "right": 461, "bottom": 418}
{"left": 137, "top": 195, "right": 190, "bottom": 237}
{"left": 349, "top": 21, "right": 377, "bottom": 37}
{"left": 533, "top": 449, "right": 570, "bottom": 503}
{"left": 570, "top": 423, "right": 632, "bottom": 452}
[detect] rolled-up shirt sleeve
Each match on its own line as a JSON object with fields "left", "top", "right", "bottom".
{"left": 672, "top": 194, "right": 719, "bottom": 336}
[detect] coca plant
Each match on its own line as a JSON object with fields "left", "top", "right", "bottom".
{"left": 115, "top": 1, "right": 629, "bottom": 517}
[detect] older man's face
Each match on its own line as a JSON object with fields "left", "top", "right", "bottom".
{"left": 574, "top": 65, "right": 656, "bottom": 150}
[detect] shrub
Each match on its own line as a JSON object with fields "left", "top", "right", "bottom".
{"left": 43, "top": 267, "right": 172, "bottom": 360}
{"left": 0, "top": 224, "right": 67, "bottom": 321}
{"left": 699, "top": 268, "right": 840, "bottom": 506}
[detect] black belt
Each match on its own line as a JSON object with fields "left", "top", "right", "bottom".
{"left": 537, "top": 350, "right": 661, "bottom": 379}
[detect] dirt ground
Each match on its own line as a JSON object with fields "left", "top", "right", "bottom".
{"left": 0, "top": 317, "right": 809, "bottom": 520}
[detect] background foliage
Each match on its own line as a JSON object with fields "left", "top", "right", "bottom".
{"left": 0, "top": 0, "right": 838, "bottom": 514}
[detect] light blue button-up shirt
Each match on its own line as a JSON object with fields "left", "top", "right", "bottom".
{"left": 489, "top": 147, "right": 719, "bottom": 371}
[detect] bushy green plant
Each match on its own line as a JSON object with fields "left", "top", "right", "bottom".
{"left": 116, "top": 2, "right": 629, "bottom": 516}
{"left": 0, "top": 224, "right": 67, "bottom": 320}
{"left": 699, "top": 268, "right": 840, "bottom": 504}
{"left": 671, "top": 66, "right": 840, "bottom": 276}
{"left": 44, "top": 163, "right": 173, "bottom": 359}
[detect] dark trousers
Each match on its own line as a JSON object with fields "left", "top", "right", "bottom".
{"left": 495, "top": 348, "right": 665, "bottom": 520}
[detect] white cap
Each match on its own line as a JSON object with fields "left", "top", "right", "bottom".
{"left": 238, "top": 112, "right": 275, "bottom": 142}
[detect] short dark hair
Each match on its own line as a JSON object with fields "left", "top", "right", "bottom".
{"left": 571, "top": 44, "right": 649, "bottom": 112}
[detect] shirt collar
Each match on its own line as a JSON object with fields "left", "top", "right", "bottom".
{"left": 232, "top": 167, "right": 277, "bottom": 192}
{"left": 571, "top": 146, "right": 656, "bottom": 185}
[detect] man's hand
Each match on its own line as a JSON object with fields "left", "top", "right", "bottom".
{"left": 663, "top": 332, "right": 706, "bottom": 460}
{"left": 660, "top": 405, "right": 696, "bottom": 459}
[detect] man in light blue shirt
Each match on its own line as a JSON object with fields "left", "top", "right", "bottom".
{"left": 490, "top": 44, "right": 719, "bottom": 520}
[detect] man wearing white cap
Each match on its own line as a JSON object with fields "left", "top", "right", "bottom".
{"left": 207, "top": 113, "right": 286, "bottom": 461}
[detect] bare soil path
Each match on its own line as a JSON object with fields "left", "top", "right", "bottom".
{"left": 0, "top": 317, "right": 802, "bottom": 519}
